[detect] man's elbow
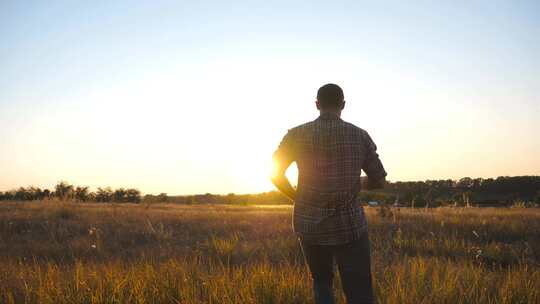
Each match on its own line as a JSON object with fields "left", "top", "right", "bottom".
{"left": 270, "top": 172, "right": 286, "bottom": 185}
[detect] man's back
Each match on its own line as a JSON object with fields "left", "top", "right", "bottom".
{"left": 273, "top": 112, "right": 387, "bottom": 245}
{"left": 271, "top": 84, "right": 385, "bottom": 304}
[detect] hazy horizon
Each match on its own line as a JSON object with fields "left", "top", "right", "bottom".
{"left": 2, "top": 174, "right": 540, "bottom": 197}
{"left": 1, "top": 1, "right": 539, "bottom": 195}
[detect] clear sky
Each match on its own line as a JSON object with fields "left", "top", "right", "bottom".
{"left": 1, "top": 1, "right": 539, "bottom": 195}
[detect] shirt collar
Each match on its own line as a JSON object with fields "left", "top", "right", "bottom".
{"left": 317, "top": 112, "right": 342, "bottom": 120}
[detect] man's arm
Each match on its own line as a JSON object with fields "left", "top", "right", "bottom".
{"left": 361, "top": 130, "right": 387, "bottom": 191}
{"left": 271, "top": 167, "right": 296, "bottom": 201}
{"left": 271, "top": 130, "right": 297, "bottom": 201}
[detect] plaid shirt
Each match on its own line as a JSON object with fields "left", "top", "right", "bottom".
{"left": 273, "top": 112, "right": 387, "bottom": 245}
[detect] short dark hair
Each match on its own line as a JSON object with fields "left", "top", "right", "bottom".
{"left": 317, "top": 83, "right": 344, "bottom": 109}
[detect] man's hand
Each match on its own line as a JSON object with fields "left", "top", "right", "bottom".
{"left": 360, "top": 176, "right": 386, "bottom": 191}
{"left": 271, "top": 174, "right": 296, "bottom": 201}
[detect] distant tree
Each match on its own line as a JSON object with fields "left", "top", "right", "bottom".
{"left": 457, "top": 177, "right": 473, "bottom": 189}
{"left": 142, "top": 194, "right": 155, "bottom": 203}
{"left": 2, "top": 190, "right": 15, "bottom": 200}
{"left": 113, "top": 188, "right": 127, "bottom": 202}
{"left": 96, "top": 187, "right": 113, "bottom": 202}
{"left": 74, "top": 186, "right": 90, "bottom": 202}
{"left": 157, "top": 193, "right": 168, "bottom": 202}
{"left": 15, "top": 186, "right": 41, "bottom": 200}
{"left": 87, "top": 191, "right": 97, "bottom": 202}
{"left": 55, "top": 181, "right": 74, "bottom": 200}
{"left": 15, "top": 187, "right": 33, "bottom": 201}
{"left": 126, "top": 188, "right": 141, "bottom": 203}
{"left": 39, "top": 189, "right": 51, "bottom": 200}
{"left": 26, "top": 187, "right": 38, "bottom": 200}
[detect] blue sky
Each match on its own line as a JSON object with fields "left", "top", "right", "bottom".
{"left": 1, "top": 1, "right": 539, "bottom": 194}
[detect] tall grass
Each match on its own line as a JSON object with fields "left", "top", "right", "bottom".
{"left": 0, "top": 202, "right": 538, "bottom": 303}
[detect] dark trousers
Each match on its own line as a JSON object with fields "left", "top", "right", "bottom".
{"left": 299, "top": 232, "right": 374, "bottom": 304}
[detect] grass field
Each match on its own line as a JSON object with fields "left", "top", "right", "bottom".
{"left": 0, "top": 202, "right": 539, "bottom": 304}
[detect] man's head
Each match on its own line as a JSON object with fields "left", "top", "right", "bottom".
{"left": 316, "top": 83, "right": 345, "bottom": 112}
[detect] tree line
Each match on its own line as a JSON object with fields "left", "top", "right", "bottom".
{"left": 0, "top": 181, "right": 142, "bottom": 203}
{"left": 359, "top": 175, "right": 540, "bottom": 207}
{"left": 1, "top": 176, "right": 539, "bottom": 207}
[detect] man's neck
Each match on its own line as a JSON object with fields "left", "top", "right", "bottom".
{"left": 319, "top": 110, "right": 342, "bottom": 118}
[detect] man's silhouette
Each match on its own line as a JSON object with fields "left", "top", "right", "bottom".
{"left": 271, "top": 84, "right": 387, "bottom": 304}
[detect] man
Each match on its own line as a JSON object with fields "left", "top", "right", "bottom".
{"left": 271, "top": 84, "right": 387, "bottom": 304}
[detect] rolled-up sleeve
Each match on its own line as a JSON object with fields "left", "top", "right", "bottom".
{"left": 361, "top": 130, "right": 387, "bottom": 180}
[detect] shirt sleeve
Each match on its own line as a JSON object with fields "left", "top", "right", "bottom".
{"left": 272, "top": 129, "right": 297, "bottom": 173}
{"left": 361, "top": 130, "right": 387, "bottom": 180}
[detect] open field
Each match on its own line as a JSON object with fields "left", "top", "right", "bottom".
{"left": 0, "top": 202, "right": 539, "bottom": 304}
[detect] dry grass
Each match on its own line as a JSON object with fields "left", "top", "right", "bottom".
{"left": 0, "top": 202, "right": 539, "bottom": 303}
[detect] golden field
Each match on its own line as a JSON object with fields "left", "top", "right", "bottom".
{"left": 0, "top": 202, "right": 539, "bottom": 304}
